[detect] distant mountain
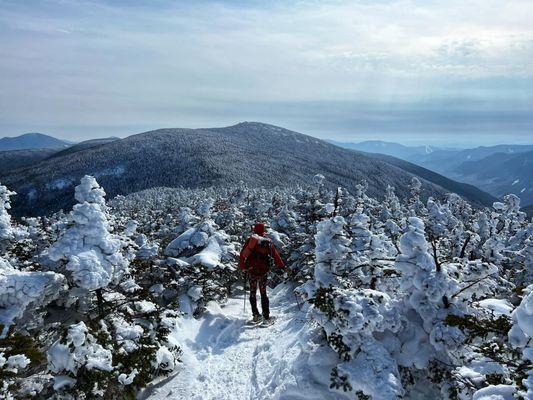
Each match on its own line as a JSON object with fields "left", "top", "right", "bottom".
{"left": 329, "top": 140, "right": 442, "bottom": 159}
{"left": 0, "top": 133, "right": 70, "bottom": 151}
{"left": 367, "top": 153, "right": 497, "bottom": 207}
{"left": 0, "top": 122, "right": 495, "bottom": 216}
{"left": 408, "top": 144, "right": 533, "bottom": 175}
{"left": 451, "top": 150, "right": 533, "bottom": 207}
{"left": 332, "top": 140, "right": 533, "bottom": 205}
{"left": 0, "top": 148, "right": 59, "bottom": 174}
{"left": 332, "top": 140, "right": 533, "bottom": 175}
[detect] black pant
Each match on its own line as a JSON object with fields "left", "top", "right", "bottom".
{"left": 249, "top": 274, "right": 269, "bottom": 318}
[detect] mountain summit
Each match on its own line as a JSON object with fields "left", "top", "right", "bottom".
{"left": 1, "top": 122, "right": 494, "bottom": 216}
{"left": 0, "top": 132, "right": 70, "bottom": 151}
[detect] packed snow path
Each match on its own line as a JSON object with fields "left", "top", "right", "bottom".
{"left": 145, "top": 284, "right": 343, "bottom": 400}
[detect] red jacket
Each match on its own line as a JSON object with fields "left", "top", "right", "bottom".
{"left": 239, "top": 234, "right": 285, "bottom": 276}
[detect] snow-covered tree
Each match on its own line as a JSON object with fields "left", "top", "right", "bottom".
{"left": 135, "top": 234, "right": 159, "bottom": 260}
{"left": 0, "top": 184, "right": 17, "bottom": 244}
{"left": 391, "top": 216, "right": 468, "bottom": 397}
{"left": 312, "top": 216, "right": 353, "bottom": 290}
{"left": 519, "top": 236, "right": 533, "bottom": 287}
{"left": 0, "top": 257, "right": 65, "bottom": 336}
{"left": 3, "top": 167, "right": 532, "bottom": 399}
{"left": 0, "top": 346, "right": 31, "bottom": 398}
{"left": 271, "top": 206, "right": 298, "bottom": 234}
{"left": 46, "top": 176, "right": 130, "bottom": 296}
{"left": 0, "top": 184, "right": 28, "bottom": 253}
{"left": 165, "top": 218, "right": 238, "bottom": 313}
{"left": 508, "top": 285, "right": 533, "bottom": 399}
{"left": 407, "top": 177, "right": 426, "bottom": 217}
{"left": 46, "top": 313, "right": 180, "bottom": 398}
{"left": 305, "top": 216, "right": 404, "bottom": 398}
{"left": 396, "top": 217, "right": 458, "bottom": 330}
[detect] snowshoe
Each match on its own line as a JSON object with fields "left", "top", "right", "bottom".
{"left": 246, "top": 315, "right": 263, "bottom": 325}
{"left": 259, "top": 316, "right": 276, "bottom": 327}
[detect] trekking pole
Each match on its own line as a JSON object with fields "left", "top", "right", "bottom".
{"left": 294, "top": 291, "right": 302, "bottom": 311}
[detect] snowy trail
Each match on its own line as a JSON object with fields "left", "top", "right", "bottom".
{"left": 145, "top": 284, "right": 342, "bottom": 400}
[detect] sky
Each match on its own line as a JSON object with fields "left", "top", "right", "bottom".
{"left": 0, "top": 0, "right": 532, "bottom": 146}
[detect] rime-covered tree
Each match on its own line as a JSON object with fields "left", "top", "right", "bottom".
{"left": 305, "top": 216, "right": 404, "bottom": 398}
{"left": 165, "top": 217, "right": 238, "bottom": 313}
{"left": 407, "top": 177, "right": 426, "bottom": 217}
{"left": 46, "top": 176, "right": 130, "bottom": 314}
{"left": 0, "top": 184, "right": 17, "bottom": 245}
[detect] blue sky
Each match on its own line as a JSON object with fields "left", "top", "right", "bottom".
{"left": 0, "top": 0, "right": 532, "bottom": 146}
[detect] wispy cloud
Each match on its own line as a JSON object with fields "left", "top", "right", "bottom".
{"left": 0, "top": 0, "right": 532, "bottom": 144}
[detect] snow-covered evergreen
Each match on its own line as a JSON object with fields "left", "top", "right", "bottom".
{"left": 46, "top": 175, "right": 130, "bottom": 292}
{"left": 0, "top": 257, "right": 65, "bottom": 335}
{"left": 0, "top": 184, "right": 17, "bottom": 244}
{"left": 0, "top": 172, "right": 532, "bottom": 399}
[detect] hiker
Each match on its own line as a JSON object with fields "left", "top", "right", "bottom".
{"left": 239, "top": 222, "right": 286, "bottom": 322}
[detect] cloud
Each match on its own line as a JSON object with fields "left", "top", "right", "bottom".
{"left": 0, "top": 0, "right": 532, "bottom": 143}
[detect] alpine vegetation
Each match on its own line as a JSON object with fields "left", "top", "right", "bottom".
{"left": 0, "top": 173, "right": 531, "bottom": 400}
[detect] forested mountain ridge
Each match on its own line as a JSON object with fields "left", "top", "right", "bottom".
{"left": 451, "top": 150, "right": 533, "bottom": 206}
{"left": 367, "top": 153, "right": 497, "bottom": 207}
{"left": 333, "top": 139, "right": 533, "bottom": 207}
{"left": 46, "top": 137, "right": 120, "bottom": 160}
{"left": 0, "top": 138, "right": 121, "bottom": 176}
{"left": 1, "top": 122, "right": 494, "bottom": 216}
{"left": 0, "top": 148, "right": 58, "bottom": 174}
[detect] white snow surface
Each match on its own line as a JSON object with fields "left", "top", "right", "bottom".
{"left": 472, "top": 384, "right": 515, "bottom": 400}
{"left": 476, "top": 299, "right": 514, "bottom": 316}
{"left": 511, "top": 286, "right": 533, "bottom": 341}
{"left": 145, "top": 283, "right": 348, "bottom": 400}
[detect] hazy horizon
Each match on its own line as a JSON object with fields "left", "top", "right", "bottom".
{"left": 1, "top": 0, "right": 532, "bottom": 146}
